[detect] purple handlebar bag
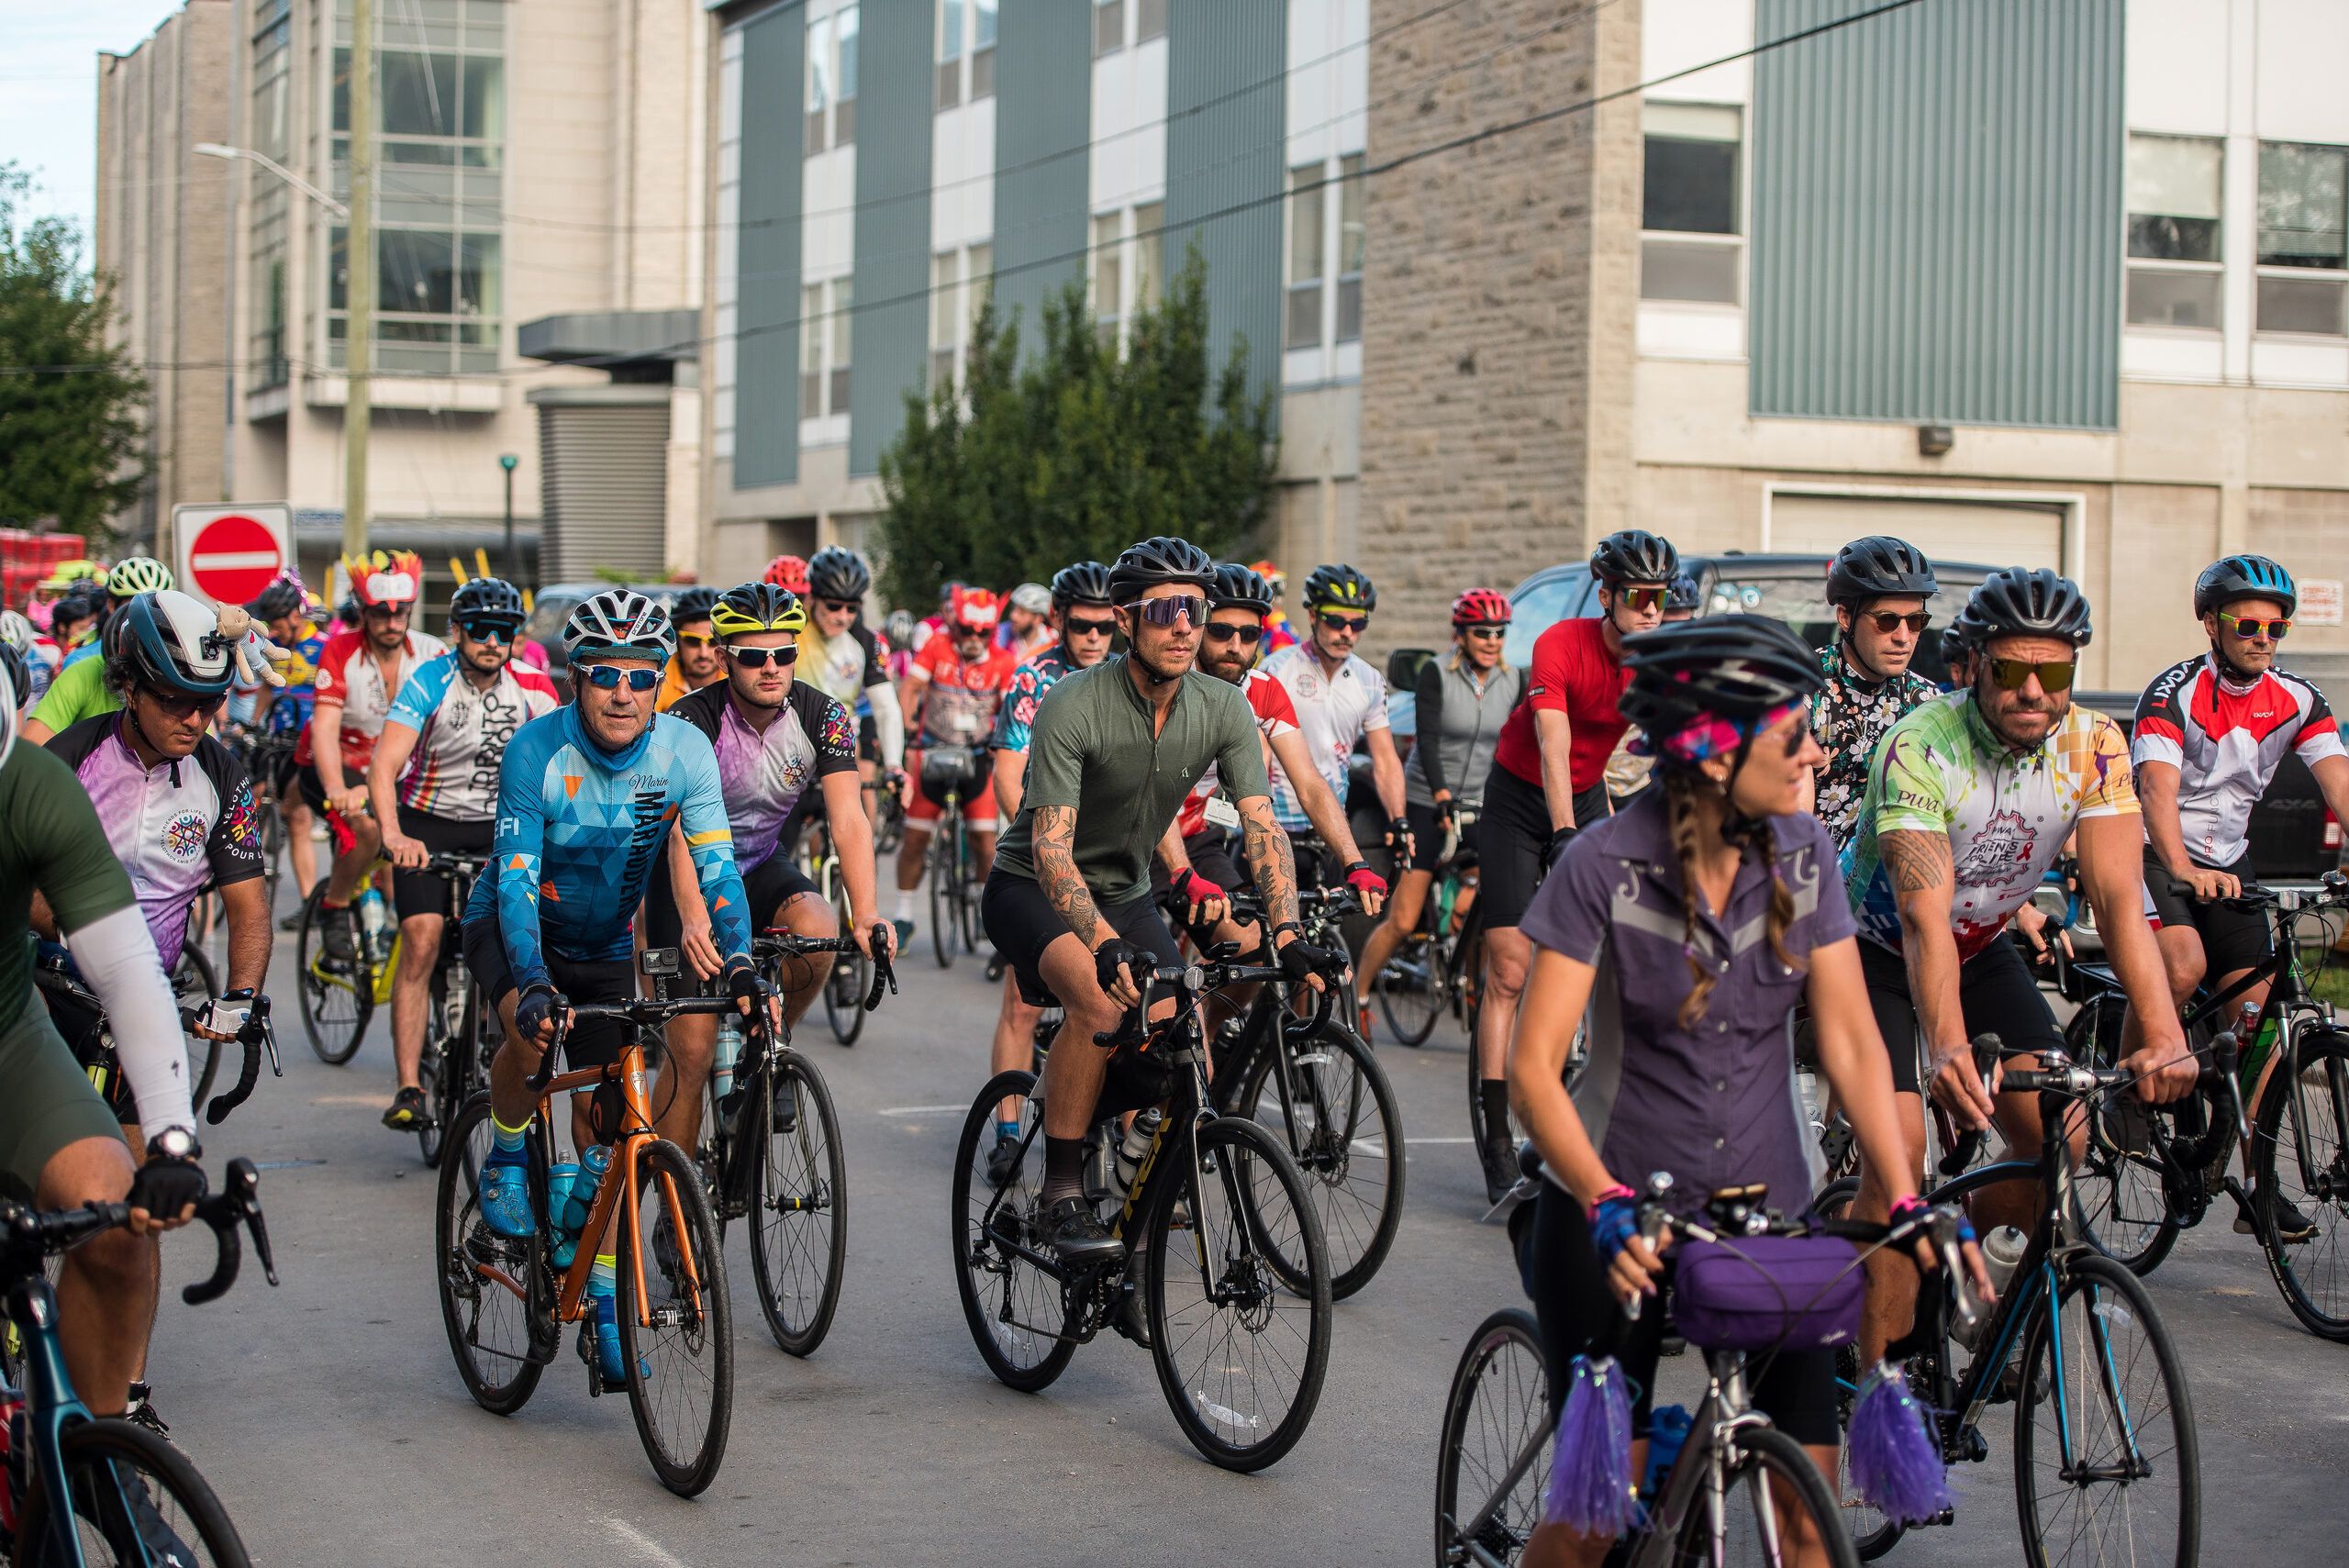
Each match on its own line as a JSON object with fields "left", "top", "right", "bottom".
{"left": 1671, "top": 1234, "right": 1865, "bottom": 1353}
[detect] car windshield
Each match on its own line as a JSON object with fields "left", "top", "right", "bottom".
{"left": 1704, "top": 571, "right": 1964, "bottom": 684}
{"left": 1502, "top": 574, "right": 1584, "bottom": 668}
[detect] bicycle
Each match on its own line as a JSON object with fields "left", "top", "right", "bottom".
{"left": 294, "top": 870, "right": 393, "bottom": 1065}
{"left": 952, "top": 954, "right": 1335, "bottom": 1472}
{"left": 918, "top": 745, "right": 985, "bottom": 968}
{"left": 413, "top": 852, "right": 494, "bottom": 1169}
{"left": 222, "top": 728, "right": 294, "bottom": 915}
{"left": 433, "top": 961, "right": 740, "bottom": 1496}
{"left": 1, "top": 1157, "right": 277, "bottom": 1568}
{"left": 794, "top": 817, "right": 874, "bottom": 1045}
{"left": 1375, "top": 806, "right": 1485, "bottom": 1050}
{"left": 32, "top": 950, "right": 283, "bottom": 1138}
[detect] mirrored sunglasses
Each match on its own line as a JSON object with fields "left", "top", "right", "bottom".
{"left": 1987, "top": 658, "right": 2076, "bottom": 693}
{"left": 576, "top": 664, "right": 662, "bottom": 692}
{"left": 1132, "top": 595, "right": 1208, "bottom": 628}
{"left": 458, "top": 619, "right": 517, "bottom": 644}
{"left": 1317, "top": 612, "right": 1369, "bottom": 634}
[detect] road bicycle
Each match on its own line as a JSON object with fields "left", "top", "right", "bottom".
{"left": 222, "top": 728, "right": 295, "bottom": 914}
{"left": 918, "top": 745, "right": 985, "bottom": 968}
{"left": 0, "top": 1157, "right": 277, "bottom": 1568}
{"left": 952, "top": 953, "right": 1336, "bottom": 1472}
{"left": 433, "top": 962, "right": 740, "bottom": 1496}
{"left": 1375, "top": 806, "right": 1485, "bottom": 1050}
{"left": 413, "top": 852, "right": 494, "bottom": 1168}
{"left": 32, "top": 950, "right": 282, "bottom": 1142}
{"left": 294, "top": 872, "right": 393, "bottom": 1063}
{"left": 794, "top": 817, "right": 874, "bottom": 1045}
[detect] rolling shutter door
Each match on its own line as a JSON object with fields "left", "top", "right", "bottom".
{"left": 1770, "top": 494, "right": 2064, "bottom": 573}
{"left": 535, "top": 391, "right": 670, "bottom": 584}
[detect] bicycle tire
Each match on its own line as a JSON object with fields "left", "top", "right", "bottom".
{"left": 168, "top": 945, "right": 223, "bottom": 1109}
{"left": 433, "top": 1094, "right": 543, "bottom": 1416}
{"left": 2011, "top": 1252, "right": 2199, "bottom": 1568}
{"left": 1376, "top": 928, "right": 1443, "bottom": 1048}
{"left": 295, "top": 880, "right": 372, "bottom": 1064}
{"left": 823, "top": 875, "right": 868, "bottom": 1045}
{"left": 618, "top": 1136, "right": 736, "bottom": 1497}
{"left": 1144, "top": 1117, "right": 1332, "bottom": 1472}
{"left": 416, "top": 968, "right": 451, "bottom": 1167}
{"left": 1433, "top": 1307, "right": 1551, "bottom": 1568}
{"left": 951, "top": 1069, "right": 1079, "bottom": 1392}
{"left": 930, "top": 806, "right": 959, "bottom": 968}
{"left": 1234, "top": 1020, "right": 1405, "bottom": 1299}
{"left": 956, "top": 820, "right": 984, "bottom": 956}
{"left": 1670, "top": 1422, "right": 1860, "bottom": 1568}
{"left": 15, "top": 1415, "right": 251, "bottom": 1568}
{"left": 748, "top": 1049, "right": 848, "bottom": 1354}
{"left": 2251, "top": 1027, "right": 2349, "bottom": 1340}
{"left": 2064, "top": 992, "right": 2180, "bottom": 1275}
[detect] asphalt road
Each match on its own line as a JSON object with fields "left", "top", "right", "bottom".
{"left": 143, "top": 884, "right": 2349, "bottom": 1566}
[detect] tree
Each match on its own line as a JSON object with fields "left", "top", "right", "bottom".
{"left": 0, "top": 164, "right": 148, "bottom": 535}
{"left": 877, "top": 245, "right": 1277, "bottom": 610}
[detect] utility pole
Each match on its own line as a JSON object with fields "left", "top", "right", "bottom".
{"left": 500, "top": 453, "right": 519, "bottom": 584}
{"left": 343, "top": 0, "right": 373, "bottom": 561}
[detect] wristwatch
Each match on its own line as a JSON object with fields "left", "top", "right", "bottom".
{"left": 147, "top": 1127, "right": 202, "bottom": 1162}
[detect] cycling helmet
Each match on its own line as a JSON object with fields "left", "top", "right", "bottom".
{"left": 1108, "top": 537, "right": 1217, "bottom": 603}
{"left": 669, "top": 585, "right": 720, "bottom": 625}
{"left": 1826, "top": 536, "right": 1938, "bottom": 607}
{"left": 885, "top": 609, "right": 915, "bottom": 648}
{"left": 38, "top": 561, "right": 103, "bottom": 594}
{"left": 246, "top": 580, "right": 305, "bottom": 623}
{"left": 0, "top": 649, "right": 18, "bottom": 770}
{"left": 1050, "top": 561, "right": 1114, "bottom": 607}
{"left": 709, "top": 582, "right": 807, "bottom": 638}
{"left": 1949, "top": 567, "right": 2093, "bottom": 651}
{"left": 1209, "top": 562, "right": 1276, "bottom": 614}
{"left": 1302, "top": 563, "right": 1376, "bottom": 614}
{"left": 0, "top": 611, "right": 35, "bottom": 659}
{"left": 106, "top": 557, "right": 173, "bottom": 599}
{"left": 1589, "top": 528, "right": 1679, "bottom": 585}
{"left": 807, "top": 547, "right": 872, "bottom": 603}
{"left": 113, "top": 590, "right": 235, "bottom": 696}
{"left": 1936, "top": 617, "right": 1976, "bottom": 669}
{"left": 1452, "top": 587, "right": 1512, "bottom": 627}
{"left": 1618, "top": 614, "right": 1824, "bottom": 745}
{"left": 563, "top": 587, "right": 675, "bottom": 662}
{"left": 344, "top": 550, "right": 423, "bottom": 608}
{"left": 2193, "top": 554, "right": 2297, "bottom": 619}
{"left": 1250, "top": 560, "right": 1286, "bottom": 595}
{"left": 1008, "top": 583, "right": 1050, "bottom": 616}
{"left": 948, "top": 585, "right": 1002, "bottom": 632}
{"left": 449, "top": 577, "right": 527, "bottom": 628}
{"left": 763, "top": 554, "right": 811, "bottom": 594}
{"left": 51, "top": 587, "right": 105, "bottom": 628}
{"left": 1664, "top": 573, "right": 1703, "bottom": 614}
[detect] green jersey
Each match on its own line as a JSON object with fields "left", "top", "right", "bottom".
{"left": 28, "top": 656, "right": 121, "bottom": 737}
{"left": 0, "top": 741, "right": 138, "bottom": 1024}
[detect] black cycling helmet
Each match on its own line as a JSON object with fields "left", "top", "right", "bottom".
{"left": 2193, "top": 554, "right": 2297, "bottom": 620}
{"left": 709, "top": 581, "right": 807, "bottom": 638}
{"left": 669, "top": 584, "right": 720, "bottom": 625}
{"left": 1664, "top": 573, "right": 1702, "bottom": 613}
{"left": 1826, "top": 535, "right": 1938, "bottom": 606}
{"left": 246, "top": 581, "right": 305, "bottom": 623}
{"left": 1301, "top": 563, "right": 1376, "bottom": 614}
{"left": 1949, "top": 567, "right": 2093, "bottom": 651}
{"left": 807, "top": 547, "right": 872, "bottom": 603}
{"left": 1208, "top": 562, "right": 1275, "bottom": 613}
{"left": 449, "top": 577, "right": 527, "bottom": 627}
{"left": 1618, "top": 615, "right": 1825, "bottom": 745}
{"left": 1589, "top": 528, "right": 1679, "bottom": 585}
{"left": 1050, "top": 561, "right": 1113, "bottom": 607}
{"left": 1108, "top": 536, "right": 1216, "bottom": 603}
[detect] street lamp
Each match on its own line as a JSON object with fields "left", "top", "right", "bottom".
{"left": 499, "top": 453, "right": 520, "bottom": 586}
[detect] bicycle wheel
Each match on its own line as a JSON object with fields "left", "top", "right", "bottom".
{"left": 748, "top": 1049, "right": 848, "bottom": 1354}
{"left": 1234, "top": 1020, "right": 1405, "bottom": 1299}
{"left": 14, "top": 1415, "right": 251, "bottom": 1568}
{"left": 168, "top": 945, "right": 223, "bottom": 1108}
{"left": 2012, "top": 1252, "right": 2198, "bottom": 1568}
{"left": 823, "top": 878, "right": 869, "bottom": 1045}
{"left": 1376, "top": 926, "right": 1443, "bottom": 1048}
{"left": 295, "top": 880, "right": 372, "bottom": 1064}
{"left": 617, "top": 1136, "right": 735, "bottom": 1497}
{"left": 433, "top": 1094, "right": 543, "bottom": 1416}
{"left": 2252, "top": 1028, "right": 2349, "bottom": 1339}
{"left": 930, "top": 809, "right": 959, "bottom": 968}
{"left": 1670, "top": 1423, "right": 1860, "bottom": 1568}
{"left": 415, "top": 967, "right": 455, "bottom": 1167}
{"left": 956, "top": 826, "right": 985, "bottom": 956}
{"left": 951, "top": 1069, "right": 1079, "bottom": 1391}
{"left": 2065, "top": 993, "right": 2179, "bottom": 1274}
{"left": 1144, "top": 1117, "right": 1332, "bottom": 1471}
{"left": 1434, "top": 1307, "right": 1552, "bottom": 1568}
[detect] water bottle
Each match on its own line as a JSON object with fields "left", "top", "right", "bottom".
{"left": 713, "top": 1017, "right": 742, "bottom": 1101}
{"left": 546, "top": 1162, "right": 582, "bottom": 1267}
{"left": 1641, "top": 1405, "right": 1693, "bottom": 1499}
{"left": 2232, "top": 1006, "right": 2279, "bottom": 1103}
{"left": 1108, "top": 1108, "right": 1163, "bottom": 1203}
{"left": 559, "top": 1144, "right": 611, "bottom": 1251}
{"left": 356, "top": 886, "right": 392, "bottom": 962}
{"left": 1954, "top": 1225, "right": 2029, "bottom": 1348}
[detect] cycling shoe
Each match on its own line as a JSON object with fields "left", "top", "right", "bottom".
{"left": 478, "top": 1155, "right": 537, "bottom": 1239}
{"left": 382, "top": 1085, "right": 430, "bottom": 1130}
{"left": 1045, "top": 1195, "right": 1125, "bottom": 1266}
{"left": 579, "top": 1289, "right": 647, "bottom": 1389}
{"left": 985, "top": 1128, "right": 1023, "bottom": 1188}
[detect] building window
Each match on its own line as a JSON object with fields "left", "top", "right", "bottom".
{"left": 807, "top": 6, "right": 858, "bottom": 153}
{"left": 1285, "top": 158, "right": 1361, "bottom": 352}
{"left": 1336, "top": 155, "right": 1364, "bottom": 343}
{"left": 249, "top": 7, "right": 293, "bottom": 390}
{"left": 1088, "top": 210, "right": 1159, "bottom": 354}
{"left": 2124, "top": 133, "right": 2222, "bottom": 330}
{"left": 936, "top": 0, "right": 996, "bottom": 109}
{"left": 1286, "top": 164, "right": 1324, "bottom": 350}
{"left": 2257, "top": 141, "right": 2347, "bottom": 337}
{"left": 803, "top": 278, "right": 852, "bottom": 418}
{"left": 930, "top": 242, "right": 991, "bottom": 386}
{"left": 1640, "top": 103, "right": 1741, "bottom": 305}
{"left": 1092, "top": 0, "right": 1162, "bottom": 59}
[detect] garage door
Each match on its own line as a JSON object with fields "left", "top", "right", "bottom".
{"left": 1769, "top": 494, "right": 2065, "bottom": 573}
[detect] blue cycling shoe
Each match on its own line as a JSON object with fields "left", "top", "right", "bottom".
{"left": 478, "top": 1154, "right": 537, "bottom": 1239}
{"left": 579, "top": 1288, "right": 647, "bottom": 1388}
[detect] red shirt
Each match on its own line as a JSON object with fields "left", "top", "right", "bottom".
{"left": 1491, "top": 617, "right": 1630, "bottom": 794}
{"left": 1177, "top": 669, "right": 1299, "bottom": 837}
{"left": 910, "top": 638, "right": 1020, "bottom": 747}
{"left": 295, "top": 627, "right": 445, "bottom": 771}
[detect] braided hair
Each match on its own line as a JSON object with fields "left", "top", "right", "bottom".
{"left": 1661, "top": 762, "right": 1806, "bottom": 1030}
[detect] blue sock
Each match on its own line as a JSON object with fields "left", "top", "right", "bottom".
{"left": 587, "top": 1254, "right": 617, "bottom": 1297}
{"left": 491, "top": 1114, "right": 529, "bottom": 1157}
{"left": 996, "top": 1119, "right": 1019, "bottom": 1140}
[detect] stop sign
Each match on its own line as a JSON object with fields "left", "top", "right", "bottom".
{"left": 184, "top": 514, "right": 284, "bottom": 605}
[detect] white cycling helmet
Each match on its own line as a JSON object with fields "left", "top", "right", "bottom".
{"left": 0, "top": 610, "right": 34, "bottom": 658}
{"left": 562, "top": 588, "right": 674, "bottom": 663}
{"left": 0, "top": 652, "right": 20, "bottom": 774}
{"left": 1009, "top": 583, "right": 1052, "bottom": 616}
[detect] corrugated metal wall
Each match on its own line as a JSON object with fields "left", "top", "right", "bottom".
{"left": 538, "top": 398, "right": 672, "bottom": 582}
{"left": 733, "top": 7, "right": 805, "bottom": 487}
{"left": 991, "top": 0, "right": 1091, "bottom": 358}
{"left": 1167, "top": 0, "right": 1284, "bottom": 419}
{"left": 1749, "top": 0, "right": 2123, "bottom": 430}
{"left": 847, "top": 3, "right": 935, "bottom": 477}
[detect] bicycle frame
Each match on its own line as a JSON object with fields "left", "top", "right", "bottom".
{"left": 8, "top": 1274, "right": 102, "bottom": 1566}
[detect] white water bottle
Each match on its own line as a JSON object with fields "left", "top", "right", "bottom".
{"left": 1109, "top": 1109, "right": 1163, "bottom": 1202}
{"left": 1982, "top": 1226, "right": 2028, "bottom": 1298}
{"left": 713, "top": 1016, "right": 742, "bottom": 1099}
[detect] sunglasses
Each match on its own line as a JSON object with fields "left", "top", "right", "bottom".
{"left": 1064, "top": 615, "right": 1119, "bottom": 638}
{"left": 1463, "top": 624, "right": 1507, "bottom": 639}
{"left": 458, "top": 619, "right": 516, "bottom": 644}
{"left": 1781, "top": 709, "right": 1816, "bottom": 757}
{"left": 144, "top": 687, "right": 228, "bottom": 718}
{"left": 1204, "top": 622, "right": 1264, "bottom": 645}
{"left": 575, "top": 664, "right": 662, "bottom": 692}
{"left": 1986, "top": 658, "right": 2076, "bottom": 693}
{"left": 1614, "top": 586, "right": 1667, "bottom": 613}
{"left": 677, "top": 632, "right": 718, "bottom": 651}
{"left": 362, "top": 602, "right": 410, "bottom": 617}
{"left": 1131, "top": 595, "right": 1208, "bottom": 628}
{"left": 725, "top": 643, "right": 800, "bottom": 668}
{"left": 818, "top": 598, "right": 862, "bottom": 615}
{"left": 1861, "top": 611, "right": 1931, "bottom": 635}
{"left": 1317, "top": 612, "right": 1370, "bottom": 634}
{"left": 952, "top": 624, "right": 992, "bottom": 639}
{"left": 2218, "top": 610, "right": 2291, "bottom": 641}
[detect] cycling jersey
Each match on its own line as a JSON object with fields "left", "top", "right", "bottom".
{"left": 27, "top": 656, "right": 120, "bottom": 735}
{"left": 60, "top": 639, "right": 101, "bottom": 671}
{"left": 1490, "top": 617, "right": 1631, "bottom": 795}
{"left": 1176, "top": 668, "right": 1297, "bottom": 837}
{"left": 296, "top": 628, "right": 446, "bottom": 772}
{"left": 264, "top": 619, "right": 328, "bottom": 737}
{"left": 1260, "top": 644, "right": 1387, "bottom": 831}
{"left": 2132, "top": 653, "right": 2343, "bottom": 866}
{"left": 1810, "top": 642, "right": 1943, "bottom": 852}
{"left": 804, "top": 623, "right": 888, "bottom": 708}
{"left": 908, "top": 638, "right": 1019, "bottom": 749}
{"left": 47, "top": 716, "right": 266, "bottom": 968}
{"left": 666, "top": 680, "right": 856, "bottom": 873}
{"left": 989, "top": 646, "right": 1083, "bottom": 756}
{"left": 994, "top": 622, "right": 1056, "bottom": 662}
{"left": 1842, "top": 693, "right": 2139, "bottom": 962}
{"left": 0, "top": 742, "right": 144, "bottom": 1029}
{"left": 383, "top": 654, "right": 562, "bottom": 822}
{"left": 462, "top": 704, "right": 751, "bottom": 991}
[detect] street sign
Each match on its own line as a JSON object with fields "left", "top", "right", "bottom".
{"left": 172, "top": 503, "right": 292, "bottom": 607}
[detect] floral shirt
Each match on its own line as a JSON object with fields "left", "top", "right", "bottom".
{"left": 1811, "top": 641, "right": 1941, "bottom": 853}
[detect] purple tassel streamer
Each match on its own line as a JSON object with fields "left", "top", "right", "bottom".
{"left": 1543, "top": 1354, "right": 1643, "bottom": 1538}
{"left": 1845, "top": 1360, "right": 1953, "bottom": 1526}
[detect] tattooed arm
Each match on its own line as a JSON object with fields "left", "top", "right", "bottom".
{"left": 1030, "top": 804, "right": 1104, "bottom": 951}
{"left": 1881, "top": 828, "right": 1984, "bottom": 1128}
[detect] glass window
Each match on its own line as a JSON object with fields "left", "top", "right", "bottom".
{"left": 1137, "top": 0, "right": 1165, "bottom": 41}
{"left": 1094, "top": 213, "right": 1124, "bottom": 344}
{"left": 807, "top": 14, "right": 831, "bottom": 154}
{"left": 940, "top": 0, "right": 962, "bottom": 60}
{"left": 1641, "top": 241, "right": 1739, "bottom": 304}
{"left": 2127, "top": 134, "right": 2221, "bottom": 261}
{"left": 2126, "top": 269, "right": 2222, "bottom": 329}
{"left": 2259, "top": 142, "right": 2347, "bottom": 270}
{"left": 968, "top": 243, "right": 992, "bottom": 328}
{"left": 379, "top": 229, "right": 455, "bottom": 314}
{"left": 2257, "top": 276, "right": 2345, "bottom": 336}
{"left": 461, "top": 56, "right": 503, "bottom": 140}
{"left": 1133, "top": 204, "right": 1163, "bottom": 313}
{"left": 1095, "top": 0, "right": 1123, "bottom": 56}
{"left": 829, "top": 279, "right": 852, "bottom": 413}
{"left": 802, "top": 283, "right": 826, "bottom": 417}
{"left": 380, "top": 51, "right": 459, "bottom": 138}
{"left": 1336, "top": 154, "right": 1364, "bottom": 343}
{"left": 1642, "top": 103, "right": 1739, "bottom": 236}
{"left": 1287, "top": 164, "right": 1326, "bottom": 350}
{"left": 974, "top": 0, "right": 996, "bottom": 48}
{"left": 834, "top": 7, "right": 858, "bottom": 144}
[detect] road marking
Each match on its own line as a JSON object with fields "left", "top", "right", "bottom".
{"left": 878, "top": 1105, "right": 965, "bottom": 1116}
{"left": 606, "top": 1518, "right": 695, "bottom": 1568}
{"left": 253, "top": 1159, "right": 328, "bottom": 1170}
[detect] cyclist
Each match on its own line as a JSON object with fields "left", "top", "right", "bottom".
{"left": 1809, "top": 536, "right": 1943, "bottom": 851}
{"left": 909, "top": 580, "right": 963, "bottom": 656}
{"left": 802, "top": 546, "right": 907, "bottom": 818}
{"left": 2133, "top": 554, "right": 2349, "bottom": 1238}
{"left": 1598, "top": 573, "right": 1700, "bottom": 810}
{"left": 1508, "top": 615, "right": 1985, "bottom": 1568}
{"left": 895, "top": 584, "right": 1019, "bottom": 940}
{"left": 764, "top": 553, "right": 811, "bottom": 595}
{"left": 1252, "top": 561, "right": 1298, "bottom": 654}
{"left": 996, "top": 583, "right": 1056, "bottom": 661}
{"left": 369, "top": 578, "right": 559, "bottom": 1131}
{"left": 1259, "top": 564, "right": 1410, "bottom": 899}
{"left": 56, "top": 558, "right": 173, "bottom": 673}
{"left": 245, "top": 577, "right": 329, "bottom": 909}
{"left": 24, "top": 563, "right": 176, "bottom": 743}
{"left": 0, "top": 611, "right": 44, "bottom": 706}
{"left": 1480, "top": 528, "right": 1675, "bottom": 1155}
{"left": 301, "top": 551, "right": 444, "bottom": 963}
{"left": 655, "top": 584, "right": 725, "bottom": 712}
{"left": 1841, "top": 567, "right": 2196, "bottom": 1364}
{"left": 982, "top": 537, "right": 1341, "bottom": 1263}
{"left": 459, "top": 588, "right": 769, "bottom": 1385}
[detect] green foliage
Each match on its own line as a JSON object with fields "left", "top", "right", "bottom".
{"left": 0, "top": 165, "right": 148, "bottom": 535}
{"left": 877, "top": 245, "right": 1277, "bottom": 610}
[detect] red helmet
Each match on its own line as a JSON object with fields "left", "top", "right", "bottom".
{"left": 1453, "top": 587, "right": 1512, "bottom": 628}
{"left": 949, "top": 585, "right": 1001, "bottom": 632}
{"left": 763, "top": 554, "right": 811, "bottom": 594}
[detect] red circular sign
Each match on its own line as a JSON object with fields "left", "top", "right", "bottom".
{"left": 186, "top": 514, "right": 284, "bottom": 605}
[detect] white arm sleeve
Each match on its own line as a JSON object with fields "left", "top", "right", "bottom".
{"left": 66, "top": 905, "right": 196, "bottom": 1140}
{"left": 866, "top": 678, "right": 906, "bottom": 768}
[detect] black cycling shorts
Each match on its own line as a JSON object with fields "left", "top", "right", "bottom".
{"left": 857, "top": 713, "right": 878, "bottom": 762}
{"left": 1404, "top": 799, "right": 1478, "bottom": 873}
{"left": 457, "top": 906, "right": 636, "bottom": 1070}
{"left": 980, "top": 868, "right": 1183, "bottom": 1008}
{"left": 643, "top": 853, "right": 819, "bottom": 954}
{"left": 1530, "top": 1183, "right": 1838, "bottom": 1444}
{"left": 2142, "top": 845, "right": 2272, "bottom": 979}
{"left": 1858, "top": 931, "right": 2065, "bottom": 1096}
{"left": 390, "top": 806, "right": 493, "bottom": 921}
{"left": 1479, "top": 762, "right": 1609, "bottom": 932}
{"left": 295, "top": 759, "right": 328, "bottom": 814}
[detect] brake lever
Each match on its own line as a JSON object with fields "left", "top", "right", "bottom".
{"left": 1932, "top": 1208, "right": 1979, "bottom": 1333}
{"left": 203, "top": 997, "right": 282, "bottom": 1125}
{"left": 182, "top": 1156, "right": 277, "bottom": 1305}
{"left": 1938, "top": 1033, "right": 2004, "bottom": 1175}
{"left": 864, "top": 922, "right": 898, "bottom": 1011}
{"left": 1624, "top": 1172, "right": 1674, "bottom": 1322}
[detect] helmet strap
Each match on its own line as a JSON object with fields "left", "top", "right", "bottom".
{"left": 2209, "top": 637, "right": 2261, "bottom": 685}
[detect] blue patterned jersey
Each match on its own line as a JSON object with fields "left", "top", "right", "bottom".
{"left": 990, "top": 647, "right": 1080, "bottom": 755}
{"left": 464, "top": 704, "right": 751, "bottom": 989}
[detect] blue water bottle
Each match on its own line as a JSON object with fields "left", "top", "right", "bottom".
{"left": 545, "top": 1162, "right": 582, "bottom": 1267}
{"left": 557, "top": 1145, "right": 612, "bottom": 1265}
